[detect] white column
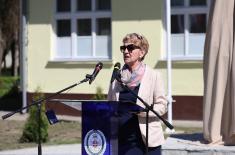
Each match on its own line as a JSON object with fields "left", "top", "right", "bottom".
{"left": 166, "top": 0, "right": 174, "bottom": 132}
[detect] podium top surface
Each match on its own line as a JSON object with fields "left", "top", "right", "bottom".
{"left": 51, "top": 99, "right": 144, "bottom": 112}
{"left": 51, "top": 99, "right": 112, "bottom": 111}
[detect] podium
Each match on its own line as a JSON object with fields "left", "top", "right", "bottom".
{"left": 59, "top": 100, "right": 144, "bottom": 155}
{"left": 82, "top": 101, "right": 119, "bottom": 155}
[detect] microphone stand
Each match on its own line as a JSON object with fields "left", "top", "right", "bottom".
{"left": 2, "top": 74, "right": 93, "bottom": 155}
{"left": 116, "top": 78, "right": 174, "bottom": 155}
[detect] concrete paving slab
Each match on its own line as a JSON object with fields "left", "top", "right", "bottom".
{"left": 163, "top": 133, "right": 235, "bottom": 155}
{"left": 1, "top": 135, "right": 235, "bottom": 155}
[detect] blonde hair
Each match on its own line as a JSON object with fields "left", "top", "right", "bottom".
{"left": 122, "top": 33, "right": 149, "bottom": 61}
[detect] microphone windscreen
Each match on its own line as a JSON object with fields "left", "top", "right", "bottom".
{"left": 114, "top": 62, "right": 121, "bottom": 69}
{"left": 110, "top": 62, "right": 121, "bottom": 83}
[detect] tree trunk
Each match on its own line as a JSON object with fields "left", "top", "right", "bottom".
{"left": 14, "top": 41, "right": 19, "bottom": 76}
{"left": 11, "top": 37, "right": 19, "bottom": 76}
{"left": 0, "top": 30, "right": 5, "bottom": 75}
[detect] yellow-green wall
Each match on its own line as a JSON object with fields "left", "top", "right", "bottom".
{"left": 27, "top": 0, "right": 203, "bottom": 96}
{"left": 158, "top": 61, "right": 203, "bottom": 96}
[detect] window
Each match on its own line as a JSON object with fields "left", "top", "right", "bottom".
{"left": 54, "top": 0, "right": 111, "bottom": 60}
{"left": 170, "top": 0, "right": 210, "bottom": 59}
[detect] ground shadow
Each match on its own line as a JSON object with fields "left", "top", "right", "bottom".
{"left": 169, "top": 133, "right": 205, "bottom": 142}
{"left": 0, "top": 85, "right": 22, "bottom": 111}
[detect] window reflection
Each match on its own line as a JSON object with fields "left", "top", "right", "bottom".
{"left": 97, "top": 18, "right": 111, "bottom": 35}
{"left": 96, "top": 0, "right": 111, "bottom": 10}
{"left": 189, "top": 14, "right": 206, "bottom": 33}
{"left": 57, "top": 0, "right": 71, "bottom": 12}
{"left": 171, "top": 0, "right": 184, "bottom": 7}
{"left": 57, "top": 20, "right": 71, "bottom": 37}
{"left": 77, "top": 0, "right": 91, "bottom": 11}
{"left": 190, "top": 0, "right": 206, "bottom": 6}
{"left": 171, "top": 15, "right": 184, "bottom": 34}
{"left": 77, "top": 19, "right": 91, "bottom": 36}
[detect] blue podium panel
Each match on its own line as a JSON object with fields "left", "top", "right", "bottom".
{"left": 82, "top": 101, "right": 119, "bottom": 155}
{"left": 81, "top": 101, "right": 144, "bottom": 155}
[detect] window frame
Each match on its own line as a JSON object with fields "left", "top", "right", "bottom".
{"left": 52, "top": 0, "right": 112, "bottom": 61}
{"left": 165, "top": 0, "right": 210, "bottom": 60}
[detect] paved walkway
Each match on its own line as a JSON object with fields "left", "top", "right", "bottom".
{"left": 3, "top": 111, "right": 235, "bottom": 155}
{"left": 1, "top": 136, "right": 235, "bottom": 155}
{"left": 0, "top": 144, "right": 81, "bottom": 155}
{"left": 163, "top": 134, "right": 235, "bottom": 155}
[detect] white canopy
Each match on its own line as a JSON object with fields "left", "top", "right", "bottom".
{"left": 203, "top": 0, "right": 235, "bottom": 145}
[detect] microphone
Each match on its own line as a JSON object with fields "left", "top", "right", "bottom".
{"left": 88, "top": 62, "right": 103, "bottom": 84}
{"left": 110, "top": 62, "right": 121, "bottom": 83}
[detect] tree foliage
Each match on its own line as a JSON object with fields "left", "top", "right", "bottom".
{"left": 93, "top": 86, "right": 106, "bottom": 100}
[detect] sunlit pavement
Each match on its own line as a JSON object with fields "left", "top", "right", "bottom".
{"left": 0, "top": 144, "right": 81, "bottom": 155}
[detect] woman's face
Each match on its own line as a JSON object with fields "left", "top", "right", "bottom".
{"left": 121, "top": 42, "right": 145, "bottom": 69}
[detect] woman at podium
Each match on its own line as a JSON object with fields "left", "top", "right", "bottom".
{"left": 108, "top": 33, "right": 168, "bottom": 155}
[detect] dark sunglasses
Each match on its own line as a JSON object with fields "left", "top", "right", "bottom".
{"left": 120, "top": 44, "right": 141, "bottom": 53}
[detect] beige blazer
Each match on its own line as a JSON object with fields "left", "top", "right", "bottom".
{"left": 107, "top": 65, "right": 168, "bottom": 147}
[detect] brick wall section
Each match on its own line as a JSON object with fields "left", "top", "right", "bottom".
{"left": 172, "top": 96, "right": 203, "bottom": 120}
{"left": 27, "top": 93, "right": 95, "bottom": 116}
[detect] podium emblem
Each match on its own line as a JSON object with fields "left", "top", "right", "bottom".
{"left": 84, "top": 129, "right": 107, "bottom": 155}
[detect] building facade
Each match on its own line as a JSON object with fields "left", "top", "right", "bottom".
{"left": 25, "top": 0, "right": 210, "bottom": 120}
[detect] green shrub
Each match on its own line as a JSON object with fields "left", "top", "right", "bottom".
{"left": 93, "top": 86, "right": 106, "bottom": 100}
{"left": 19, "top": 88, "right": 49, "bottom": 143}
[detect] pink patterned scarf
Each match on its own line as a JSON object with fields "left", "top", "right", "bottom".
{"left": 120, "top": 62, "right": 146, "bottom": 89}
